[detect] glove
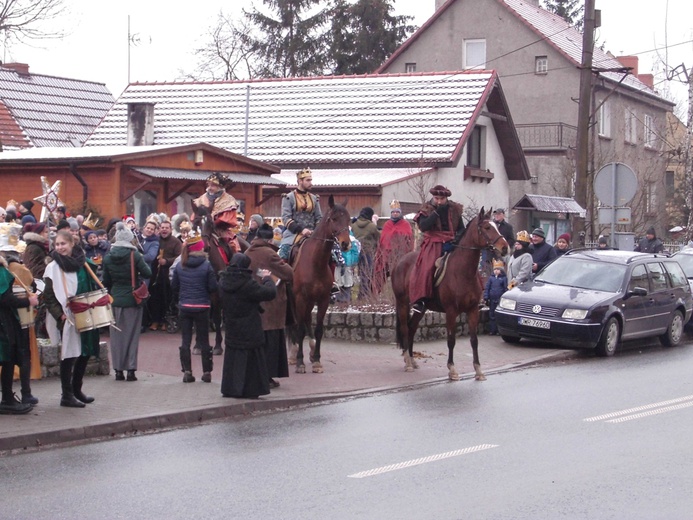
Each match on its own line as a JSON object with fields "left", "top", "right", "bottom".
{"left": 508, "top": 280, "right": 517, "bottom": 290}
{"left": 442, "top": 241, "right": 454, "bottom": 253}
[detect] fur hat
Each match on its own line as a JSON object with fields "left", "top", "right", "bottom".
{"left": 145, "top": 213, "right": 161, "bottom": 228}
{"left": 114, "top": 222, "right": 134, "bottom": 244}
{"left": 173, "top": 213, "right": 192, "bottom": 234}
{"left": 0, "top": 222, "right": 22, "bottom": 251}
{"left": 429, "top": 185, "right": 452, "bottom": 197}
{"left": 531, "top": 228, "right": 545, "bottom": 239}
{"left": 516, "top": 230, "right": 531, "bottom": 244}
{"left": 256, "top": 223, "right": 274, "bottom": 240}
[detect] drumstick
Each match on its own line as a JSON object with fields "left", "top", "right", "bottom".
{"left": 83, "top": 263, "right": 114, "bottom": 304}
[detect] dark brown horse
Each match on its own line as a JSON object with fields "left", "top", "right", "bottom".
{"left": 288, "top": 195, "right": 351, "bottom": 374}
{"left": 391, "top": 208, "right": 508, "bottom": 381}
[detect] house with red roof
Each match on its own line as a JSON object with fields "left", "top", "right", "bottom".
{"left": 378, "top": 0, "right": 675, "bottom": 242}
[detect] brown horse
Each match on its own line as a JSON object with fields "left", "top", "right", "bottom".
{"left": 391, "top": 207, "right": 508, "bottom": 381}
{"left": 289, "top": 195, "right": 351, "bottom": 374}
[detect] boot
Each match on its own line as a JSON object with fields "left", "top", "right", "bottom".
{"left": 180, "top": 347, "right": 195, "bottom": 383}
{"left": 126, "top": 370, "right": 137, "bottom": 381}
{"left": 201, "top": 372, "right": 211, "bottom": 383}
{"left": 19, "top": 336, "right": 36, "bottom": 404}
{"left": 60, "top": 358, "right": 85, "bottom": 408}
{"left": 200, "top": 345, "right": 214, "bottom": 375}
{"left": 114, "top": 370, "right": 125, "bottom": 381}
{"left": 72, "top": 356, "right": 94, "bottom": 404}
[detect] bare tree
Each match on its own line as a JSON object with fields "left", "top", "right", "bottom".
{"left": 0, "top": 0, "right": 67, "bottom": 48}
{"left": 181, "top": 11, "right": 255, "bottom": 81}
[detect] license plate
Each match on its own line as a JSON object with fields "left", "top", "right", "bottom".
{"left": 519, "top": 317, "right": 550, "bottom": 329}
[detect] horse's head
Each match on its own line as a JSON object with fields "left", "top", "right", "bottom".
{"left": 325, "top": 195, "right": 351, "bottom": 252}
{"left": 466, "top": 207, "right": 508, "bottom": 257}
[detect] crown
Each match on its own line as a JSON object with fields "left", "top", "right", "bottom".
{"left": 516, "top": 230, "right": 531, "bottom": 243}
{"left": 297, "top": 167, "right": 312, "bottom": 180}
{"left": 390, "top": 199, "right": 401, "bottom": 210}
{"left": 492, "top": 259, "right": 505, "bottom": 270}
{"left": 82, "top": 212, "right": 100, "bottom": 230}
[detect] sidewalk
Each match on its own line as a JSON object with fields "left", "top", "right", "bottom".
{"left": 0, "top": 330, "right": 577, "bottom": 453}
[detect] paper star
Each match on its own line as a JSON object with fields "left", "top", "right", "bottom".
{"left": 34, "top": 176, "right": 65, "bottom": 223}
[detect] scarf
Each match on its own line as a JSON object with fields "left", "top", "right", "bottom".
{"left": 50, "top": 246, "right": 86, "bottom": 273}
{"left": 294, "top": 189, "right": 314, "bottom": 213}
{"left": 513, "top": 244, "right": 530, "bottom": 258}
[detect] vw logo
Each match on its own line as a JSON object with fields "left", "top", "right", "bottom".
{"left": 532, "top": 305, "right": 542, "bottom": 314}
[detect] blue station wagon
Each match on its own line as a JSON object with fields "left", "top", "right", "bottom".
{"left": 495, "top": 250, "right": 693, "bottom": 356}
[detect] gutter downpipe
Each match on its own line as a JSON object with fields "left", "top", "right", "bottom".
{"left": 70, "top": 163, "right": 88, "bottom": 205}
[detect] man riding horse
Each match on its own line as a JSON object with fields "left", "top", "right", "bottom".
{"left": 193, "top": 173, "right": 240, "bottom": 231}
{"left": 278, "top": 167, "right": 322, "bottom": 261}
{"left": 410, "top": 185, "right": 466, "bottom": 314}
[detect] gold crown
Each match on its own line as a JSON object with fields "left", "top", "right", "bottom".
{"left": 82, "top": 212, "right": 100, "bottom": 230}
{"left": 516, "top": 230, "right": 531, "bottom": 243}
{"left": 492, "top": 259, "right": 505, "bottom": 270}
{"left": 390, "top": 199, "right": 401, "bottom": 210}
{"left": 297, "top": 167, "right": 312, "bottom": 180}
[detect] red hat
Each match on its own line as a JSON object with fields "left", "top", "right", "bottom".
{"left": 429, "top": 185, "right": 451, "bottom": 197}
{"left": 557, "top": 233, "right": 571, "bottom": 243}
{"left": 186, "top": 236, "right": 205, "bottom": 252}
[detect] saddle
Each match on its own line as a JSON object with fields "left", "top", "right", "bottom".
{"left": 288, "top": 235, "right": 308, "bottom": 267}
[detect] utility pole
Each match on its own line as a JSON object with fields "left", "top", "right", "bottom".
{"left": 684, "top": 66, "right": 693, "bottom": 243}
{"left": 573, "top": 0, "right": 596, "bottom": 245}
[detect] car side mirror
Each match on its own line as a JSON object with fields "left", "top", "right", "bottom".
{"left": 624, "top": 286, "right": 648, "bottom": 299}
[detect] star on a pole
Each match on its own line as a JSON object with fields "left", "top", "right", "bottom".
{"left": 34, "top": 176, "right": 65, "bottom": 223}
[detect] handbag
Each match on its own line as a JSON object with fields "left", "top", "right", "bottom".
{"left": 131, "top": 251, "right": 150, "bottom": 304}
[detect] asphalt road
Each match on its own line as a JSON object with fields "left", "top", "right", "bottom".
{"left": 3, "top": 340, "right": 693, "bottom": 520}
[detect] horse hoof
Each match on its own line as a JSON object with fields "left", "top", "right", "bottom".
{"left": 411, "top": 360, "right": 419, "bottom": 369}
{"left": 312, "top": 363, "right": 323, "bottom": 374}
{"left": 449, "top": 372, "right": 461, "bottom": 381}
{"left": 296, "top": 365, "right": 306, "bottom": 374}
{"left": 405, "top": 366, "right": 414, "bottom": 373}
{"left": 475, "top": 374, "right": 487, "bottom": 381}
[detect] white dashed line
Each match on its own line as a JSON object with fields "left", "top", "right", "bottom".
{"left": 584, "top": 394, "right": 693, "bottom": 423}
{"left": 347, "top": 444, "right": 499, "bottom": 479}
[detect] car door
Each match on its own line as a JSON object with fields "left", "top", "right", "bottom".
{"left": 621, "top": 263, "right": 650, "bottom": 338}
{"left": 645, "top": 261, "right": 672, "bottom": 333}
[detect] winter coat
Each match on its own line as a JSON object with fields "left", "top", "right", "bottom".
{"left": 22, "top": 232, "right": 50, "bottom": 279}
{"left": 171, "top": 252, "right": 217, "bottom": 311}
{"left": 635, "top": 236, "right": 664, "bottom": 253}
{"left": 484, "top": 273, "right": 508, "bottom": 301}
{"left": 245, "top": 239, "right": 294, "bottom": 330}
{"left": 508, "top": 249, "right": 533, "bottom": 287}
{"left": 84, "top": 240, "right": 110, "bottom": 261}
{"left": 101, "top": 246, "right": 152, "bottom": 307}
{"left": 351, "top": 217, "right": 380, "bottom": 255}
{"left": 141, "top": 234, "right": 160, "bottom": 264}
{"left": 531, "top": 240, "right": 558, "bottom": 272}
{"left": 218, "top": 266, "right": 276, "bottom": 350}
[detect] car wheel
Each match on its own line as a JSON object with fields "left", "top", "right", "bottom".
{"left": 660, "top": 310, "right": 684, "bottom": 347}
{"left": 595, "top": 317, "right": 619, "bottom": 357}
{"left": 501, "top": 334, "right": 521, "bottom": 344}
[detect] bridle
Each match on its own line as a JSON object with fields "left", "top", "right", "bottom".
{"left": 453, "top": 218, "right": 506, "bottom": 252}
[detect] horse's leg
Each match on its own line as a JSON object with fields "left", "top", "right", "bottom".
{"left": 395, "top": 294, "right": 415, "bottom": 372}
{"left": 295, "top": 321, "right": 306, "bottom": 374}
{"left": 445, "top": 312, "right": 460, "bottom": 381}
{"left": 311, "top": 301, "right": 328, "bottom": 373}
{"left": 407, "top": 312, "right": 425, "bottom": 370}
{"left": 467, "top": 308, "right": 486, "bottom": 381}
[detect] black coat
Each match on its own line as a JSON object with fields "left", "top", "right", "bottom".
{"left": 218, "top": 267, "right": 276, "bottom": 350}
{"left": 531, "top": 240, "right": 558, "bottom": 272}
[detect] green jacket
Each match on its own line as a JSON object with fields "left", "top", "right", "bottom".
{"left": 102, "top": 246, "right": 152, "bottom": 307}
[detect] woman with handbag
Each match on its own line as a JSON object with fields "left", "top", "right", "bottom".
{"left": 102, "top": 223, "right": 152, "bottom": 382}
{"left": 43, "top": 230, "right": 102, "bottom": 407}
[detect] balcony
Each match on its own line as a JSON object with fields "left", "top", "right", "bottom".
{"left": 516, "top": 122, "right": 577, "bottom": 152}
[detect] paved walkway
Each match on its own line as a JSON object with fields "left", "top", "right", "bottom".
{"left": 0, "top": 330, "right": 576, "bottom": 453}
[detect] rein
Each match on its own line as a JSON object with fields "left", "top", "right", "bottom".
{"left": 451, "top": 219, "right": 504, "bottom": 252}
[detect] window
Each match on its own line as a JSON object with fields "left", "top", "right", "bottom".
{"left": 467, "top": 126, "right": 484, "bottom": 168}
{"left": 625, "top": 107, "right": 637, "bottom": 144}
{"left": 598, "top": 100, "right": 610, "bottom": 138}
{"left": 645, "top": 181, "right": 656, "bottom": 214}
{"left": 644, "top": 114, "right": 657, "bottom": 148}
{"left": 464, "top": 39, "right": 486, "bottom": 69}
{"left": 535, "top": 56, "right": 548, "bottom": 74}
{"left": 629, "top": 264, "right": 649, "bottom": 292}
{"left": 648, "top": 263, "right": 668, "bottom": 291}
{"left": 666, "top": 170, "right": 675, "bottom": 197}
{"left": 405, "top": 62, "right": 416, "bottom": 73}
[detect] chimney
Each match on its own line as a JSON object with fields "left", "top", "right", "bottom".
{"left": 638, "top": 74, "right": 654, "bottom": 89}
{"left": 127, "top": 103, "right": 155, "bottom": 146}
{"left": 3, "top": 62, "right": 30, "bottom": 75}
{"left": 617, "top": 55, "right": 639, "bottom": 76}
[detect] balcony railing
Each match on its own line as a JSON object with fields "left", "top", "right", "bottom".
{"left": 516, "top": 122, "right": 577, "bottom": 151}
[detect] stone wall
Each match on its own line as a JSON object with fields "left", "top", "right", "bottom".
{"left": 314, "top": 309, "right": 485, "bottom": 344}
{"left": 37, "top": 339, "right": 111, "bottom": 378}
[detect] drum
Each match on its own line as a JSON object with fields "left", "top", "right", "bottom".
{"left": 68, "top": 289, "right": 115, "bottom": 332}
{"left": 13, "top": 286, "right": 36, "bottom": 329}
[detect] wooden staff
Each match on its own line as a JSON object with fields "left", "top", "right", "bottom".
{"left": 11, "top": 272, "right": 35, "bottom": 298}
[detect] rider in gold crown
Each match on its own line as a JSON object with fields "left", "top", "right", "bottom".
{"left": 278, "top": 167, "right": 322, "bottom": 261}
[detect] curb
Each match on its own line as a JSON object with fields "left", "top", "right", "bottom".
{"left": 2, "top": 349, "right": 577, "bottom": 454}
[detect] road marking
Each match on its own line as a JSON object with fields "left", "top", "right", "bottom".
{"left": 347, "top": 444, "right": 498, "bottom": 479}
{"left": 584, "top": 394, "right": 693, "bottom": 423}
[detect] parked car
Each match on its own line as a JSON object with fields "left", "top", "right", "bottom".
{"left": 671, "top": 248, "right": 693, "bottom": 293}
{"left": 495, "top": 250, "right": 692, "bottom": 356}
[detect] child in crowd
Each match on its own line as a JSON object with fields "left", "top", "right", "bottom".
{"left": 483, "top": 259, "right": 508, "bottom": 336}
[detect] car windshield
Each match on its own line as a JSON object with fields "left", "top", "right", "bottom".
{"left": 674, "top": 253, "right": 693, "bottom": 278}
{"left": 535, "top": 257, "right": 627, "bottom": 292}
